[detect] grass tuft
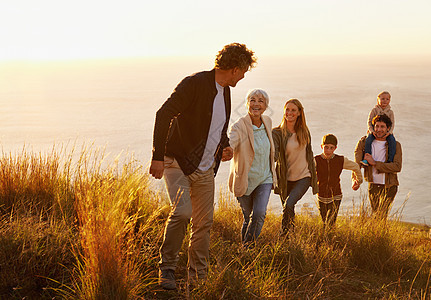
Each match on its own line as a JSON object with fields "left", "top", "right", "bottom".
{"left": 0, "top": 147, "right": 430, "bottom": 299}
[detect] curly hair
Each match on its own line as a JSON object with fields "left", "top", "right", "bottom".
{"left": 215, "top": 43, "right": 257, "bottom": 70}
{"left": 372, "top": 114, "right": 392, "bottom": 129}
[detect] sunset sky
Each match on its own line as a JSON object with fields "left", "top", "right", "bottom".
{"left": 1, "top": 0, "right": 431, "bottom": 61}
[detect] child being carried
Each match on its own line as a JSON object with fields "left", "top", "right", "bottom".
{"left": 361, "top": 91, "right": 397, "bottom": 166}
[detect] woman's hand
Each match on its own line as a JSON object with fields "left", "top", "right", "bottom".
{"left": 222, "top": 147, "right": 233, "bottom": 161}
{"left": 352, "top": 180, "right": 360, "bottom": 191}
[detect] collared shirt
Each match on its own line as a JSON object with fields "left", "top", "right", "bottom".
{"left": 245, "top": 123, "right": 273, "bottom": 195}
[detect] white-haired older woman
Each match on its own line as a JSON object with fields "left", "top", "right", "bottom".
{"left": 228, "top": 89, "right": 277, "bottom": 247}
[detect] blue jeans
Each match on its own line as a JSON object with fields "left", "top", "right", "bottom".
{"left": 237, "top": 183, "right": 272, "bottom": 245}
{"left": 280, "top": 177, "right": 311, "bottom": 232}
{"left": 364, "top": 133, "right": 396, "bottom": 162}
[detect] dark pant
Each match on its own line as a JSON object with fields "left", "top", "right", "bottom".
{"left": 280, "top": 177, "right": 311, "bottom": 233}
{"left": 364, "top": 133, "right": 397, "bottom": 162}
{"left": 368, "top": 183, "right": 398, "bottom": 219}
{"left": 318, "top": 199, "right": 341, "bottom": 228}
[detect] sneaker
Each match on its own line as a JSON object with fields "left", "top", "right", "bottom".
{"left": 360, "top": 160, "right": 369, "bottom": 166}
{"left": 158, "top": 269, "right": 176, "bottom": 290}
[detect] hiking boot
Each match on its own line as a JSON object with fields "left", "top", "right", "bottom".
{"left": 158, "top": 269, "right": 176, "bottom": 290}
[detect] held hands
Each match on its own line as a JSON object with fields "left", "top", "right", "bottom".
{"left": 149, "top": 160, "right": 164, "bottom": 179}
{"left": 150, "top": 146, "right": 233, "bottom": 179}
{"left": 222, "top": 147, "right": 233, "bottom": 161}
{"left": 352, "top": 180, "right": 360, "bottom": 191}
{"left": 150, "top": 147, "right": 233, "bottom": 179}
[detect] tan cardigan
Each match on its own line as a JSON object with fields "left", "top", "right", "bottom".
{"left": 228, "top": 114, "right": 277, "bottom": 197}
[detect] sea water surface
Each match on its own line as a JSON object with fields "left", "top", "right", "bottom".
{"left": 1, "top": 55, "right": 430, "bottom": 223}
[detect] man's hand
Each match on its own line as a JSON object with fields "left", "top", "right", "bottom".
{"left": 222, "top": 147, "right": 233, "bottom": 161}
{"left": 149, "top": 160, "right": 164, "bottom": 179}
{"left": 364, "top": 153, "right": 376, "bottom": 166}
{"left": 352, "top": 180, "right": 360, "bottom": 191}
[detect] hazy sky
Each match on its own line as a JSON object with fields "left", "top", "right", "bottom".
{"left": 1, "top": 0, "right": 430, "bottom": 60}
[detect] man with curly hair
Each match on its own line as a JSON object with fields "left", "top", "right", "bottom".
{"left": 150, "top": 43, "right": 256, "bottom": 289}
{"left": 354, "top": 114, "right": 402, "bottom": 220}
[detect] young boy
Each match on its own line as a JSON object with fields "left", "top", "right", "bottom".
{"left": 361, "top": 91, "right": 396, "bottom": 166}
{"left": 315, "top": 134, "right": 363, "bottom": 228}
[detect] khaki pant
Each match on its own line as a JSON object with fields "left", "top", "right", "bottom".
{"left": 368, "top": 183, "right": 398, "bottom": 219}
{"left": 159, "top": 157, "right": 215, "bottom": 280}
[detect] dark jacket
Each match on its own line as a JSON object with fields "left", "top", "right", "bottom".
{"left": 272, "top": 127, "right": 318, "bottom": 200}
{"left": 152, "top": 69, "right": 231, "bottom": 176}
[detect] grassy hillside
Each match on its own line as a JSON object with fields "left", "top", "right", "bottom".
{"left": 0, "top": 148, "right": 430, "bottom": 299}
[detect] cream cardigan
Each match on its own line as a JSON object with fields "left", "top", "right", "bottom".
{"left": 228, "top": 114, "right": 277, "bottom": 197}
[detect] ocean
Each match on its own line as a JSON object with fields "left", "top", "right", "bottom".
{"left": 1, "top": 55, "right": 430, "bottom": 223}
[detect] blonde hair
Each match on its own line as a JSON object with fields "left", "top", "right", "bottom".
{"left": 377, "top": 91, "right": 391, "bottom": 100}
{"left": 278, "top": 99, "right": 310, "bottom": 147}
{"left": 245, "top": 88, "right": 269, "bottom": 109}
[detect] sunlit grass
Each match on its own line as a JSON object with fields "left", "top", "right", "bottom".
{"left": 0, "top": 147, "right": 430, "bottom": 299}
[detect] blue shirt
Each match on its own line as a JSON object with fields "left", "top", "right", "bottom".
{"left": 245, "top": 123, "right": 273, "bottom": 195}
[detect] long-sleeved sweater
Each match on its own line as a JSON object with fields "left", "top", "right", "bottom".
{"left": 228, "top": 114, "right": 277, "bottom": 197}
{"left": 367, "top": 104, "right": 395, "bottom": 134}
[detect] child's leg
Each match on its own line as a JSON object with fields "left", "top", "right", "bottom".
{"left": 361, "top": 133, "right": 375, "bottom": 165}
{"left": 386, "top": 134, "right": 396, "bottom": 162}
{"left": 364, "top": 133, "right": 375, "bottom": 155}
{"left": 327, "top": 199, "right": 341, "bottom": 228}
{"left": 318, "top": 201, "right": 329, "bottom": 224}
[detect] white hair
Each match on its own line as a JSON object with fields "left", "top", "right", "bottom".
{"left": 245, "top": 88, "right": 269, "bottom": 108}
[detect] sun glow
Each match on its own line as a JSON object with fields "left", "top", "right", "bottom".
{"left": 1, "top": 0, "right": 431, "bottom": 61}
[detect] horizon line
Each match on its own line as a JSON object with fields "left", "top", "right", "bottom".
{"left": 2, "top": 53, "right": 431, "bottom": 64}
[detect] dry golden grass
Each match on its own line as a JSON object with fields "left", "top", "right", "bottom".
{"left": 0, "top": 147, "right": 430, "bottom": 299}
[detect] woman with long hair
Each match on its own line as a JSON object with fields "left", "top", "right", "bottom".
{"left": 272, "top": 99, "right": 318, "bottom": 235}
